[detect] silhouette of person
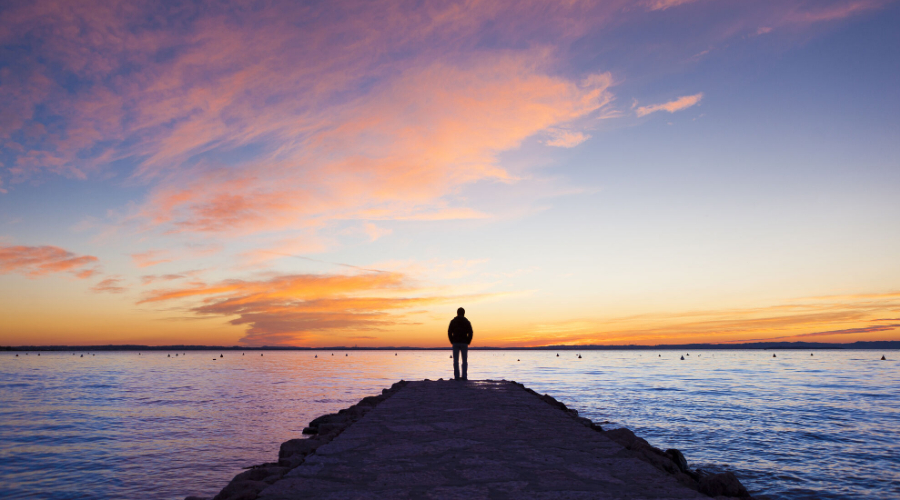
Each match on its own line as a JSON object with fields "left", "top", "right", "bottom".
{"left": 448, "top": 307, "right": 473, "bottom": 380}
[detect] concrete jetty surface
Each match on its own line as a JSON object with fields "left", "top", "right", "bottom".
{"left": 250, "top": 380, "right": 724, "bottom": 500}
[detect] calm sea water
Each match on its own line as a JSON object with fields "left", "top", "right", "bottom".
{"left": 0, "top": 350, "right": 897, "bottom": 499}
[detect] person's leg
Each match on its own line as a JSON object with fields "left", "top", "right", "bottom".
{"left": 452, "top": 343, "right": 460, "bottom": 380}
{"left": 461, "top": 343, "right": 468, "bottom": 380}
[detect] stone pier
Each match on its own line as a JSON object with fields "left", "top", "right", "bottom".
{"left": 199, "top": 379, "right": 755, "bottom": 500}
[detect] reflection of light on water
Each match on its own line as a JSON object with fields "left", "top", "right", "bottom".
{"left": 0, "top": 350, "right": 897, "bottom": 500}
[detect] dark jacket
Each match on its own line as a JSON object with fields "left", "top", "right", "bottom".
{"left": 448, "top": 316, "right": 473, "bottom": 345}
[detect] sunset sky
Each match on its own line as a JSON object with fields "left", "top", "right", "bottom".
{"left": 1, "top": 0, "right": 899, "bottom": 347}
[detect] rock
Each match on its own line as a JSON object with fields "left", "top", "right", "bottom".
{"left": 211, "top": 479, "right": 269, "bottom": 500}
{"left": 340, "top": 404, "right": 370, "bottom": 419}
{"left": 301, "top": 426, "right": 317, "bottom": 435}
{"left": 673, "top": 471, "right": 699, "bottom": 490}
{"left": 278, "top": 452, "right": 306, "bottom": 468}
{"left": 359, "top": 395, "right": 384, "bottom": 406}
{"left": 698, "top": 471, "right": 750, "bottom": 498}
{"left": 184, "top": 496, "right": 207, "bottom": 500}
{"left": 635, "top": 446, "right": 680, "bottom": 475}
{"left": 604, "top": 427, "right": 642, "bottom": 449}
{"left": 278, "top": 438, "right": 320, "bottom": 460}
{"left": 574, "top": 416, "right": 593, "bottom": 428}
{"left": 308, "top": 413, "right": 349, "bottom": 428}
{"left": 665, "top": 448, "right": 689, "bottom": 472}
{"left": 317, "top": 422, "right": 346, "bottom": 436}
{"left": 540, "top": 394, "right": 570, "bottom": 412}
{"left": 233, "top": 466, "right": 287, "bottom": 484}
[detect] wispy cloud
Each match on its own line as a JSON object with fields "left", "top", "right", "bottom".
{"left": 363, "top": 223, "right": 392, "bottom": 242}
{"left": 92, "top": 277, "right": 126, "bottom": 294}
{"left": 0, "top": 1, "right": 618, "bottom": 245}
{"left": 636, "top": 93, "right": 704, "bottom": 117}
{"left": 0, "top": 245, "right": 99, "bottom": 278}
{"left": 644, "top": 0, "right": 702, "bottom": 12}
{"left": 545, "top": 129, "right": 591, "bottom": 148}
{"left": 131, "top": 250, "right": 172, "bottom": 268}
{"left": 786, "top": 0, "right": 890, "bottom": 24}
{"left": 507, "top": 290, "right": 900, "bottom": 346}
{"left": 137, "top": 270, "right": 486, "bottom": 345}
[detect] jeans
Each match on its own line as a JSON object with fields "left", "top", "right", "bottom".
{"left": 452, "top": 343, "right": 468, "bottom": 380}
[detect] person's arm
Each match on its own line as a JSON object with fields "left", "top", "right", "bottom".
{"left": 465, "top": 320, "right": 473, "bottom": 344}
{"left": 448, "top": 320, "right": 454, "bottom": 343}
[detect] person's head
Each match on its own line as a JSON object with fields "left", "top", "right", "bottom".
{"left": 457, "top": 307, "right": 465, "bottom": 317}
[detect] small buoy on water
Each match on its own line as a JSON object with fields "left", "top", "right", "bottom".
{"left": 315, "top": 355, "right": 317, "bottom": 358}
{"left": 242, "top": 353, "right": 244, "bottom": 356}
{"left": 80, "top": 354, "right": 83, "bottom": 357}
{"left": 811, "top": 353, "right": 814, "bottom": 356}
{"left": 773, "top": 354, "right": 776, "bottom": 358}
{"left": 345, "top": 353, "right": 348, "bottom": 356}
{"left": 556, "top": 353, "right": 559, "bottom": 357}
{"left": 261, "top": 353, "right": 263, "bottom": 356}
{"left": 395, "top": 353, "right": 397, "bottom": 356}
{"left": 220, "top": 354, "right": 223, "bottom": 358}
{"left": 213, "top": 358, "right": 216, "bottom": 361}
{"left": 175, "top": 354, "right": 178, "bottom": 357}
{"left": 168, "top": 354, "right": 170, "bottom": 357}
{"left": 15, "top": 354, "right": 17, "bottom": 357}
{"left": 680, "top": 355, "right": 684, "bottom": 360}
{"left": 517, "top": 359, "right": 520, "bottom": 361}
{"left": 882, "top": 355, "right": 887, "bottom": 360}
{"left": 38, "top": 353, "right": 40, "bottom": 356}
{"left": 331, "top": 353, "right": 334, "bottom": 356}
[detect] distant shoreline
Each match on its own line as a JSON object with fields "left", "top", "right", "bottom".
{"left": 3, "top": 340, "right": 898, "bottom": 351}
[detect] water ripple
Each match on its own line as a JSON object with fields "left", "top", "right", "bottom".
{"left": 0, "top": 350, "right": 897, "bottom": 499}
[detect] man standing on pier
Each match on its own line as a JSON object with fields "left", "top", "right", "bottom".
{"left": 448, "top": 307, "right": 473, "bottom": 380}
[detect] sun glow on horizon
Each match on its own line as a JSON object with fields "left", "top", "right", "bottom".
{"left": 2, "top": 0, "right": 900, "bottom": 348}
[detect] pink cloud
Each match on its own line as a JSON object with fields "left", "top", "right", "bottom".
{"left": 644, "top": 0, "right": 702, "bottom": 12}
{"left": 2, "top": 1, "right": 622, "bottom": 237}
{"left": 545, "top": 129, "right": 592, "bottom": 148}
{"left": 636, "top": 93, "right": 704, "bottom": 117}
{"left": 0, "top": 245, "right": 99, "bottom": 278}
{"left": 786, "top": 0, "right": 890, "bottom": 24}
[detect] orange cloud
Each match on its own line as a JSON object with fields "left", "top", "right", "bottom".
{"left": 507, "top": 290, "right": 900, "bottom": 346}
{"left": 92, "top": 277, "right": 126, "bottom": 294}
{"left": 0, "top": 245, "right": 99, "bottom": 278}
{"left": 636, "top": 93, "right": 704, "bottom": 117}
{"left": 137, "top": 270, "right": 489, "bottom": 345}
